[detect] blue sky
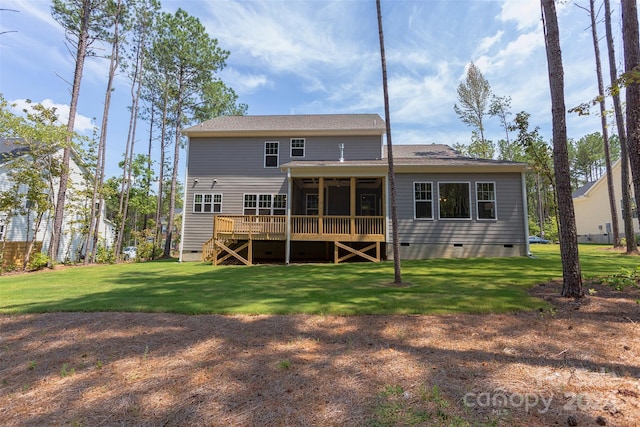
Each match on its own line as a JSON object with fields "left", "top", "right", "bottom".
{"left": 0, "top": 0, "right": 633, "bottom": 179}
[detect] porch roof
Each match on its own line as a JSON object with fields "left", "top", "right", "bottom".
{"left": 281, "top": 144, "right": 527, "bottom": 175}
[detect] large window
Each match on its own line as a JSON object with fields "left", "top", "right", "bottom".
{"left": 244, "top": 194, "right": 287, "bottom": 215}
{"left": 194, "top": 193, "right": 222, "bottom": 213}
{"left": 476, "top": 182, "right": 496, "bottom": 220}
{"left": 290, "top": 138, "right": 305, "bottom": 157}
{"left": 438, "top": 182, "right": 471, "bottom": 219}
{"left": 264, "top": 141, "right": 279, "bottom": 168}
{"left": 413, "top": 182, "right": 433, "bottom": 219}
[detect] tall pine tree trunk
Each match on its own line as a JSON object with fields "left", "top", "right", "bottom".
{"left": 86, "top": 0, "right": 123, "bottom": 264}
{"left": 605, "top": 0, "right": 637, "bottom": 253}
{"left": 621, "top": 0, "right": 640, "bottom": 227}
{"left": 587, "top": 0, "right": 620, "bottom": 247}
{"left": 376, "top": 0, "right": 402, "bottom": 284}
{"left": 49, "top": 0, "right": 92, "bottom": 265}
{"left": 541, "top": 0, "right": 583, "bottom": 297}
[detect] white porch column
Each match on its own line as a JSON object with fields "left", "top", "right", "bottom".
{"left": 286, "top": 168, "right": 292, "bottom": 264}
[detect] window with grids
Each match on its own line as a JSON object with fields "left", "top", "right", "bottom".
{"left": 193, "top": 193, "right": 222, "bottom": 213}
{"left": 290, "top": 138, "right": 305, "bottom": 157}
{"left": 273, "top": 194, "right": 287, "bottom": 215}
{"left": 244, "top": 194, "right": 287, "bottom": 215}
{"left": 244, "top": 194, "right": 258, "bottom": 215}
{"left": 258, "top": 194, "right": 272, "bottom": 215}
{"left": 439, "top": 182, "right": 471, "bottom": 219}
{"left": 264, "top": 141, "right": 279, "bottom": 167}
{"left": 306, "top": 194, "right": 319, "bottom": 215}
{"left": 476, "top": 182, "right": 496, "bottom": 220}
{"left": 413, "top": 182, "right": 433, "bottom": 219}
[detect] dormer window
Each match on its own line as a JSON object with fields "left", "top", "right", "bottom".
{"left": 290, "top": 138, "right": 305, "bottom": 157}
{"left": 264, "top": 141, "right": 279, "bottom": 168}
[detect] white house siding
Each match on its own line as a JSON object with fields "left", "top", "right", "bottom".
{"left": 0, "top": 148, "right": 113, "bottom": 263}
{"left": 388, "top": 172, "right": 527, "bottom": 259}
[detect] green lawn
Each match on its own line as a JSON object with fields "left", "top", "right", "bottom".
{"left": 0, "top": 244, "right": 635, "bottom": 315}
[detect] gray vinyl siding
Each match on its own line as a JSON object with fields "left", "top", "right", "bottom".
{"left": 183, "top": 134, "right": 382, "bottom": 254}
{"left": 390, "top": 172, "right": 526, "bottom": 258}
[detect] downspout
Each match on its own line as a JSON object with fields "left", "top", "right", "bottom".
{"left": 178, "top": 136, "right": 190, "bottom": 263}
{"left": 285, "top": 167, "right": 291, "bottom": 264}
{"left": 521, "top": 170, "right": 531, "bottom": 256}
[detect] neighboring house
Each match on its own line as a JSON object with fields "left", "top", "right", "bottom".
{"left": 572, "top": 159, "right": 639, "bottom": 244}
{"left": 0, "top": 138, "right": 115, "bottom": 265}
{"left": 180, "top": 114, "right": 529, "bottom": 264}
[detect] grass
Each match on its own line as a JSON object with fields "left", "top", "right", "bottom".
{"left": 0, "top": 244, "right": 635, "bottom": 315}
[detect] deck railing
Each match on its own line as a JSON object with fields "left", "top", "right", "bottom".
{"left": 213, "top": 215, "right": 385, "bottom": 240}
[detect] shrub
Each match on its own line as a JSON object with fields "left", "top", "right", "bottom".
{"left": 27, "top": 252, "right": 49, "bottom": 271}
{"left": 96, "top": 245, "right": 115, "bottom": 264}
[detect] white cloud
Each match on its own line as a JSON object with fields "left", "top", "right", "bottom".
{"left": 476, "top": 30, "right": 504, "bottom": 56}
{"left": 498, "top": 0, "right": 541, "bottom": 30}
{"left": 476, "top": 31, "right": 543, "bottom": 71}
{"left": 10, "top": 98, "right": 95, "bottom": 133}
{"left": 220, "top": 68, "right": 271, "bottom": 95}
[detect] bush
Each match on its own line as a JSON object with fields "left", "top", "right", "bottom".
{"left": 96, "top": 245, "right": 115, "bottom": 264}
{"left": 27, "top": 252, "right": 49, "bottom": 271}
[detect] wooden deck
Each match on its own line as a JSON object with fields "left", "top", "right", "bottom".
{"left": 203, "top": 215, "right": 385, "bottom": 265}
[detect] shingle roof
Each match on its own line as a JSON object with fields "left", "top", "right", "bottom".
{"left": 183, "top": 114, "right": 386, "bottom": 135}
{"left": 386, "top": 144, "right": 460, "bottom": 159}
{"left": 282, "top": 144, "right": 527, "bottom": 171}
{"left": 572, "top": 181, "right": 597, "bottom": 198}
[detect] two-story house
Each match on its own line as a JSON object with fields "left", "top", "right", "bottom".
{"left": 180, "top": 114, "right": 529, "bottom": 264}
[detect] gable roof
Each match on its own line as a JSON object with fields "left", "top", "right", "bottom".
{"left": 182, "top": 114, "right": 386, "bottom": 137}
{"left": 572, "top": 181, "right": 597, "bottom": 198}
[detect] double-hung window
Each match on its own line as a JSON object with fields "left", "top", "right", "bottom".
{"left": 438, "top": 182, "right": 471, "bottom": 219}
{"left": 273, "top": 194, "right": 287, "bottom": 215}
{"left": 244, "top": 194, "right": 258, "bottom": 215}
{"left": 476, "top": 182, "right": 497, "bottom": 220}
{"left": 414, "top": 182, "right": 433, "bottom": 219}
{"left": 194, "top": 193, "right": 222, "bottom": 213}
{"left": 264, "top": 141, "right": 279, "bottom": 168}
{"left": 258, "top": 194, "right": 272, "bottom": 215}
{"left": 290, "top": 138, "right": 305, "bottom": 157}
{"left": 244, "top": 194, "right": 287, "bottom": 215}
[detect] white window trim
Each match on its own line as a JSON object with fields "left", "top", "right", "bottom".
{"left": 193, "top": 193, "right": 222, "bottom": 214}
{"left": 244, "top": 193, "right": 287, "bottom": 215}
{"left": 264, "top": 141, "right": 279, "bottom": 168}
{"left": 437, "top": 181, "right": 472, "bottom": 220}
{"left": 212, "top": 193, "right": 223, "bottom": 213}
{"left": 476, "top": 181, "right": 497, "bottom": 221}
{"left": 413, "top": 181, "right": 434, "bottom": 220}
{"left": 290, "top": 138, "right": 305, "bottom": 158}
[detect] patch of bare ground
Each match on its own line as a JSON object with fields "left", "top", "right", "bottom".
{"left": 1, "top": 282, "right": 638, "bottom": 426}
